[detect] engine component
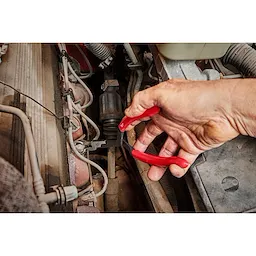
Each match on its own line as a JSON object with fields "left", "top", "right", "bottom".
{"left": 149, "top": 45, "right": 220, "bottom": 80}
{"left": 157, "top": 43, "right": 230, "bottom": 60}
{"left": 105, "top": 147, "right": 119, "bottom": 212}
{"left": 66, "top": 44, "right": 96, "bottom": 74}
{"left": 0, "top": 44, "right": 8, "bottom": 63}
{"left": 85, "top": 43, "right": 113, "bottom": 69}
{"left": 222, "top": 43, "right": 256, "bottom": 77}
{"left": 92, "top": 173, "right": 105, "bottom": 212}
{"left": 40, "top": 185, "right": 78, "bottom": 205}
{"left": 190, "top": 136, "right": 256, "bottom": 212}
{"left": 71, "top": 115, "right": 83, "bottom": 140}
{"left": 124, "top": 43, "right": 143, "bottom": 102}
{"left": 85, "top": 43, "right": 111, "bottom": 61}
{"left": 99, "top": 80, "right": 123, "bottom": 141}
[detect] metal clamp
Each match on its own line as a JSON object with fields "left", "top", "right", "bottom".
{"left": 101, "top": 79, "right": 119, "bottom": 91}
{"left": 51, "top": 185, "right": 67, "bottom": 205}
{"left": 74, "top": 140, "right": 107, "bottom": 152}
{"left": 127, "top": 62, "right": 142, "bottom": 70}
{"left": 99, "top": 56, "right": 113, "bottom": 69}
{"left": 87, "top": 140, "right": 107, "bottom": 151}
{"left": 62, "top": 88, "right": 75, "bottom": 101}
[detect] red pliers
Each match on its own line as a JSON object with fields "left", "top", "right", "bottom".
{"left": 118, "top": 106, "right": 189, "bottom": 168}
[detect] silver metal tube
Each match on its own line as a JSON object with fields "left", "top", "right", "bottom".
{"left": 68, "top": 126, "right": 108, "bottom": 197}
{"left": 71, "top": 101, "right": 100, "bottom": 141}
{"left": 124, "top": 43, "right": 138, "bottom": 64}
{"left": 0, "top": 104, "right": 49, "bottom": 212}
{"left": 222, "top": 74, "right": 243, "bottom": 79}
{"left": 124, "top": 43, "right": 143, "bottom": 99}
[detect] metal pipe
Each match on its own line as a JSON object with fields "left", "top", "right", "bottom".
{"left": 0, "top": 104, "right": 49, "bottom": 212}
{"left": 222, "top": 74, "right": 243, "bottom": 79}
{"left": 123, "top": 43, "right": 143, "bottom": 100}
{"left": 75, "top": 44, "right": 93, "bottom": 79}
{"left": 105, "top": 147, "right": 119, "bottom": 211}
{"left": 68, "top": 126, "right": 108, "bottom": 197}
{"left": 68, "top": 62, "right": 93, "bottom": 108}
{"left": 71, "top": 101, "right": 100, "bottom": 140}
{"left": 107, "top": 147, "right": 116, "bottom": 179}
{"left": 124, "top": 43, "right": 138, "bottom": 64}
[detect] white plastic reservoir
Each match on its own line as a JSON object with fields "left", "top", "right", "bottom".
{"left": 156, "top": 43, "right": 231, "bottom": 60}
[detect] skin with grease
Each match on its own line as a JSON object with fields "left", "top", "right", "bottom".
{"left": 124, "top": 79, "right": 256, "bottom": 181}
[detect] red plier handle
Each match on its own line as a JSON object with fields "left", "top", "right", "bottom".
{"left": 119, "top": 106, "right": 189, "bottom": 168}
{"left": 118, "top": 106, "right": 160, "bottom": 132}
{"left": 132, "top": 149, "right": 189, "bottom": 168}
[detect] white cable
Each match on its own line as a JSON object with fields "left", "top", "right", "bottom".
{"left": 75, "top": 44, "right": 93, "bottom": 79}
{"left": 59, "top": 43, "right": 93, "bottom": 109}
{"left": 68, "top": 127, "right": 108, "bottom": 197}
{"left": 71, "top": 100, "right": 100, "bottom": 141}
{"left": 67, "top": 62, "right": 93, "bottom": 108}
{"left": 59, "top": 43, "right": 106, "bottom": 197}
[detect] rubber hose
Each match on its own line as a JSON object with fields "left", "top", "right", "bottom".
{"left": 222, "top": 43, "right": 256, "bottom": 77}
{"left": 84, "top": 43, "right": 111, "bottom": 61}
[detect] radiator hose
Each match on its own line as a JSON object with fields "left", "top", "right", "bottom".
{"left": 222, "top": 43, "right": 256, "bottom": 77}
{"left": 85, "top": 43, "right": 111, "bottom": 61}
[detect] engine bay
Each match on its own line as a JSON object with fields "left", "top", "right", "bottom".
{"left": 0, "top": 43, "right": 256, "bottom": 213}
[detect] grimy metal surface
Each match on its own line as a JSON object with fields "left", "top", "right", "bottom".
{"left": 0, "top": 44, "right": 69, "bottom": 193}
{"left": 190, "top": 136, "right": 256, "bottom": 213}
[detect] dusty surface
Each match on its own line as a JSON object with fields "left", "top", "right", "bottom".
{"left": 0, "top": 44, "right": 69, "bottom": 194}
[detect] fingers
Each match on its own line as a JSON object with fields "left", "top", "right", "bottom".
{"left": 148, "top": 137, "right": 179, "bottom": 181}
{"left": 169, "top": 149, "right": 199, "bottom": 178}
{"left": 133, "top": 121, "right": 163, "bottom": 152}
{"left": 125, "top": 117, "right": 151, "bottom": 131}
{"left": 125, "top": 88, "right": 155, "bottom": 117}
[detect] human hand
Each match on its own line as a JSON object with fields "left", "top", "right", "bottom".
{"left": 124, "top": 79, "right": 241, "bottom": 181}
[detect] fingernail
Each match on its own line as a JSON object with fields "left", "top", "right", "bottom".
{"left": 148, "top": 171, "right": 161, "bottom": 181}
{"left": 170, "top": 165, "right": 185, "bottom": 178}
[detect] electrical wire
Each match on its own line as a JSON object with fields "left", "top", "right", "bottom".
{"left": 148, "top": 63, "right": 159, "bottom": 81}
{"left": 67, "top": 62, "right": 93, "bottom": 109}
{"left": 68, "top": 127, "right": 108, "bottom": 197}
{"left": 71, "top": 101, "right": 100, "bottom": 141}
{"left": 75, "top": 44, "right": 93, "bottom": 79}
{"left": 0, "top": 80, "right": 62, "bottom": 120}
{"left": 59, "top": 43, "right": 93, "bottom": 109}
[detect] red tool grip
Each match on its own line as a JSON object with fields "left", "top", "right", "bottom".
{"left": 118, "top": 106, "right": 160, "bottom": 132}
{"left": 131, "top": 149, "right": 189, "bottom": 168}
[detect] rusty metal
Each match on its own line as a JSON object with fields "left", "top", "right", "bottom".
{"left": 105, "top": 147, "right": 119, "bottom": 212}
{"left": 93, "top": 173, "right": 105, "bottom": 212}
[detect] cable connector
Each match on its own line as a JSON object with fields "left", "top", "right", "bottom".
{"left": 39, "top": 185, "right": 78, "bottom": 205}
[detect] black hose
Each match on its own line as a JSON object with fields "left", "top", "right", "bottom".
{"left": 84, "top": 43, "right": 111, "bottom": 61}
{"left": 222, "top": 43, "right": 256, "bottom": 77}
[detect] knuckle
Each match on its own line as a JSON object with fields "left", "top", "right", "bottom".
{"left": 147, "top": 123, "right": 161, "bottom": 137}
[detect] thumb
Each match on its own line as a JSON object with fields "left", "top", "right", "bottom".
{"left": 125, "top": 86, "right": 160, "bottom": 117}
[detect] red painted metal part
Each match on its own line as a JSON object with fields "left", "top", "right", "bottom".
{"left": 65, "top": 44, "right": 99, "bottom": 72}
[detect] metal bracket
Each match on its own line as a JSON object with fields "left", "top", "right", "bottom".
{"left": 51, "top": 185, "right": 67, "bottom": 205}
{"left": 127, "top": 62, "right": 142, "bottom": 70}
{"left": 62, "top": 88, "right": 75, "bottom": 101}
{"left": 101, "top": 79, "right": 119, "bottom": 91}
{"left": 99, "top": 56, "right": 114, "bottom": 69}
{"left": 87, "top": 140, "right": 107, "bottom": 151}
